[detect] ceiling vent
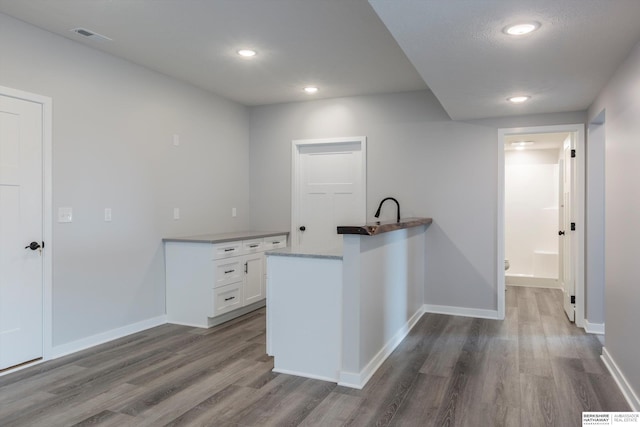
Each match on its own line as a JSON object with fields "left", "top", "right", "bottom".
{"left": 70, "top": 28, "right": 112, "bottom": 42}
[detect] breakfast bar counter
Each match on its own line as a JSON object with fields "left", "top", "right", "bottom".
{"left": 266, "top": 217, "right": 432, "bottom": 388}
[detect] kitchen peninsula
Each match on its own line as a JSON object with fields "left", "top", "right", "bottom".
{"left": 266, "top": 217, "right": 432, "bottom": 389}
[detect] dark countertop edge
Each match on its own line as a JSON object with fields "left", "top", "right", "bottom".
{"left": 163, "top": 230, "right": 289, "bottom": 244}
{"left": 337, "top": 217, "right": 432, "bottom": 236}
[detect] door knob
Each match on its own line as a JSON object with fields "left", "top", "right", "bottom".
{"left": 25, "top": 241, "right": 41, "bottom": 250}
{"left": 299, "top": 226, "right": 306, "bottom": 231}
{"left": 558, "top": 231, "right": 565, "bottom": 236}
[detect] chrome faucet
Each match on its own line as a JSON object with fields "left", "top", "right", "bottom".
{"left": 374, "top": 197, "right": 400, "bottom": 223}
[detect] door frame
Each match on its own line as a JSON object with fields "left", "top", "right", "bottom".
{"left": 0, "top": 85, "right": 53, "bottom": 363}
{"left": 497, "top": 124, "right": 585, "bottom": 326}
{"left": 291, "top": 136, "right": 367, "bottom": 248}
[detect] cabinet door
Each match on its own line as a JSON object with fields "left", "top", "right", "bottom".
{"left": 243, "top": 253, "right": 264, "bottom": 305}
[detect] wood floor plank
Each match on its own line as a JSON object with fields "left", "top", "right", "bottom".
{"left": 550, "top": 357, "right": 602, "bottom": 426}
{"left": 388, "top": 374, "right": 448, "bottom": 427}
{"left": 72, "top": 410, "right": 140, "bottom": 427}
{"left": 419, "top": 315, "right": 472, "bottom": 377}
{"left": 519, "top": 374, "right": 561, "bottom": 427}
{"left": 298, "top": 391, "right": 364, "bottom": 426}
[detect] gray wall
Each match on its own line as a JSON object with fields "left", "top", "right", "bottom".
{"left": 0, "top": 13, "right": 251, "bottom": 346}
{"left": 249, "top": 90, "right": 585, "bottom": 312}
{"left": 589, "top": 38, "right": 640, "bottom": 402}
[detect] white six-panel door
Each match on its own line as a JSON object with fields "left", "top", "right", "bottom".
{"left": 0, "top": 94, "right": 44, "bottom": 370}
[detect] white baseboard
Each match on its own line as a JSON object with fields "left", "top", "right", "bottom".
{"left": 272, "top": 368, "right": 337, "bottom": 384}
{"left": 338, "top": 307, "right": 425, "bottom": 389}
{"left": 423, "top": 304, "right": 499, "bottom": 320}
{"left": 601, "top": 347, "right": 640, "bottom": 411}
{"left": 584, "top": 320, "right": 605, "bottom": 335}
{"left": 51, "top": 315, "right": 167, "bottom": 359}
{"left": 505, "top": 276, "right": 560, "bottom": 288}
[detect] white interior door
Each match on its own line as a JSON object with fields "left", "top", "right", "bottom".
{"left": 293, "top": 138, "right": 366, "bottom": 250}
{"left": 561, "top": 135, "right": 575, "bottom": 322}
{"left": 0, "top": 94, "right": 44, "bottom": 370}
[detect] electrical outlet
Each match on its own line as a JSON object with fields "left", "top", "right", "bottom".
{"left": 232, "top": 207, "right": 237, "bottom": 217}
{"left": 104, "top": 208, "right": 112, "bottom": 222}
{"left": 173, "top": 207, "right": 180, "bottom": 220}
{"left": 172, "top": 134, "right": 180, "bottom": 146}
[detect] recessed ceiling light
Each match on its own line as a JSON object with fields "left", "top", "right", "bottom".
{"left": 507, "top": 96, "right": 530, "bottom": 103}
{"left": 237, "top": 49, "right": 257, "bottom": 57}
{"left": 503, "top": 22, "right": 540, "bottom": 36}
{"left": 304, "top": 86, "right": 319, "bottom": 94}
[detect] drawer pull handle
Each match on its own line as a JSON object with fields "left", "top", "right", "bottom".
{"left": 249, "top": 244, "right": 259, "bottom": 248}
{"left": 272, "top": 241, "right": 280, "bottom": 244}
{"left": 224, "top": 296, "right": 235, "bottom": 301}
{"left": 224, "top": 248, "right": 235, "bottom": 252}
{"left": 224, "top": 269, "right": 235, "bottom": 274}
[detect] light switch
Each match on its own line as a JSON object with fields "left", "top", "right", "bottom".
{"left": 232, "top": 207, "right": 237, "bottom": 217}
{"left": 104, "top": 208, "right": 112, "bottom": 222}
{"left": 172, "top": 134, "right": 180, "bottom": 146}
{"left": 58, "top": 207, "right": 73, "bottom": 223}
{"left": 173, "top": 207, "right": 180, "bottom": 220}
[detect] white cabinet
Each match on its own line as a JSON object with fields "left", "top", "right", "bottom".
{"left": 165, "top": 233, "right": 287, "bottom": 328}
{"left": 243, "top": 252, "right": 264, "bottom": 305}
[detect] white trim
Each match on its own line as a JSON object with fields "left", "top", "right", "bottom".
{"left": 51, "top": 315, "right": 167, "bottom": 359}
{"left": 498, "top": 124, "right": 585, "bottom": 327}
{"left": 338, "top": 306, "right": 424, "bottom": 389}
{"left": 291, "top": 136, "right": 367, "bottom": 249}
{"left": 272, "top": 368, "right": 338, "bottom": 384}
{"left": 423, "top": 304, "right": 499, "bottom": 320}
{"left": 0, "top": 85, "right": 53, "bottom": 363}
{"left": 601, "top": 347, "right": 640, "bottom": 411}
{"left": 584, "top": 321, "right": 605, "bottom": 335}
{"left": 505, "top": 277, "right": 560, "bottom": 289}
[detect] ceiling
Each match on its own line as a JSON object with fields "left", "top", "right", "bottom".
{"left": 2, "top": 1, "right": 640, "bottom": 120}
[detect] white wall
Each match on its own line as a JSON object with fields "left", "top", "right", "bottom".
{"left": 249, "top": 90, "right": 585, "bottom": 313}
{"left": 586, "top": 115, "right": 606, "bottom": 326}
{"left": 588, "top": 38, "right": 640, "bottom": 406}
{"left": 505, "top": 149, "right": 560, "bottom": 278}
{"left": 0, "top": 13, "right": 250, "bottom": 347}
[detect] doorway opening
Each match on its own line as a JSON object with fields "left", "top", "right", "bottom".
{"left": 498, "top": 124, "right": 585, "bottom": 326}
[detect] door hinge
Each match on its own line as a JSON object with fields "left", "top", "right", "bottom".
{"left": 571, "top": 222, "right": 576, "bottom": 231}
{"left": 571, "top": 149, "right": 576, "bottom": 158}
{"left": 570, "top": 295, "right": 576, "bottom": 304}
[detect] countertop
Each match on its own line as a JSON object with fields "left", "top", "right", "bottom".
{"left": 266, "top": 246, "right": 343, "bottom": 260}
{"left": 337, "top": 217, "right": 432, "bottom": 236}
{"left": 163, "top": 230, "right": 288, "bottom": 244}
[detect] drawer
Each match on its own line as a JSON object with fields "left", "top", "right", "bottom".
{"left": 214, "top": 258, "right": 243, "bottom": 288}
{"left": 243, "top": 238, "right": 264, "bottom": 254}
{"left": 263, "top": 234, "right": 287, "bottom": 250}
{"left": 212, "top": 240, "right": 242, "bottom": 259}
{"left": 211, "top": 282, "right": 243, "bottom": 316}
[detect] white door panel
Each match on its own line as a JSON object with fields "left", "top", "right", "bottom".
{"left": 294, "top": 138, "right": 366, "bottom": 250}
{"left": 0, "top": 95, "right": 43, "bottom": 370}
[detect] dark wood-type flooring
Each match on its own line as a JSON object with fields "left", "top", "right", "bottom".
{"left": 0, "top": 286, "right": 630, "bottom": 426}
